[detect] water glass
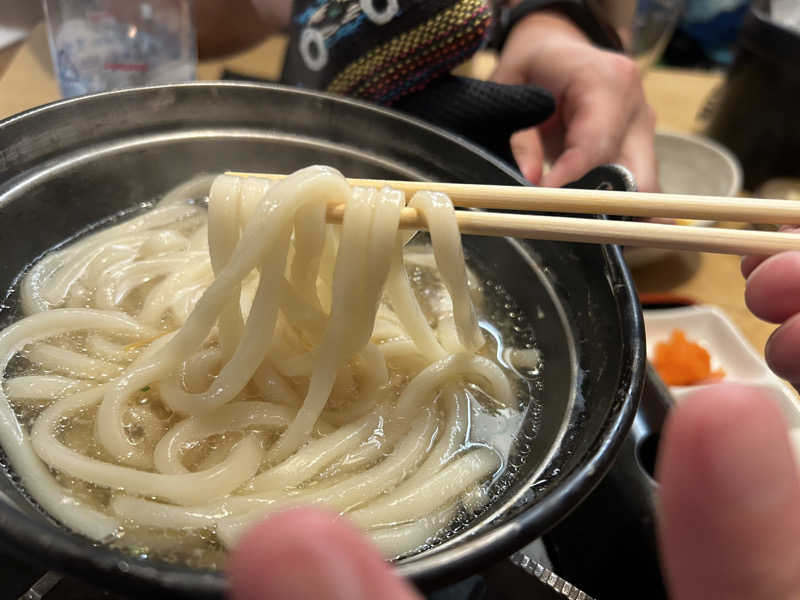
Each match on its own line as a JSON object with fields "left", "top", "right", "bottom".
{"left": 42, "top": 0, "right": 197, "bottom": 98}
{"left": 630, "top": 0, "right": 685, "bottom": 70}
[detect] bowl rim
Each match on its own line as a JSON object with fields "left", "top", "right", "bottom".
{"left": 655, "top": 129, "right": 744, "bottom": 199}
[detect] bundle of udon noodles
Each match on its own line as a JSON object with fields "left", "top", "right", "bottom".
{"left": 0, "top": 166, "right": 520, "bottom": 562}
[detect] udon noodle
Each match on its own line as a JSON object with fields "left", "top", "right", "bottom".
{"left": 0, "top": 166, "right": 538, "bottom": 565}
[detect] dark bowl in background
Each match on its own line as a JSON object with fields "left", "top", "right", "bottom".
{"left": 0, "top": 83, "right": 644, "bottom": 598}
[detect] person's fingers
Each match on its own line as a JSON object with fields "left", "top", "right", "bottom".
{"left": 765, "top": 313, "right": 800, "bottom": 384}
{"left": 510, "top": 127, "right": 546, "bottom": 184}
{"left": 540, "top": 88, "right": 629, "bottom": 188}
{"left": 745, "top": 251, "right": 800, "bottom": 323}
{"left": 229, "top": 508, "right": 422, "bottom": 600}
{"left": 741, "top": 254, "right": 768, "bottom": 278}
{"left": 540, "top": 55, "right": 641, "bottom": 188}
{"left": 742, "top": 228, "right": 800, "bottom": 278}
{"left": 617, "top": 105, "right": 659, "bottom": 193}
{"left": 657, "top": 384, "right": 800, "bottom": 600}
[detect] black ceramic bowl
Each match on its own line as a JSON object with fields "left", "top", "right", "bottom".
{"left": 0, "top": 83, "right": 644, "bottom": 598}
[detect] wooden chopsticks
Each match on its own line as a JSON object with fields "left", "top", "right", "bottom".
{"left": 225, "top": 172, "right": 800, "bottom": 256}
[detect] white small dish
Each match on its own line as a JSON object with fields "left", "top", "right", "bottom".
{"left": 643, "top": 305, "right": 800, "bottom": 428}
{"left": 624, "top": 131, "right": 743, "bottom": 269}
{"left": 654, "top": 131, "right": 743, "bottom": 199}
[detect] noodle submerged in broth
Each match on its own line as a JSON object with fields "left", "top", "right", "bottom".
{"left": 0, "top": 166, "right": 542, "bottom": 568}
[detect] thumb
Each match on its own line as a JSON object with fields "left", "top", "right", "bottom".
{"left": 657, "top": 384, "right": 800, "bottom": 600}
{"left": 228, "top": 508, "right": 422, "bottom": 600}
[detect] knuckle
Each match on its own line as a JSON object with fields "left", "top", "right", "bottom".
{"left": 608, "top": 53, "right": 641, "bottom": 87}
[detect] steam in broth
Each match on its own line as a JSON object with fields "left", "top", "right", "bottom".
{"left": 0, "top": 167, "right": 542, "bottom": 568}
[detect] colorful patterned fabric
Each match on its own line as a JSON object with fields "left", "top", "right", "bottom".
{"left": 281, "top": 0, "right": 492, "bottom": 105}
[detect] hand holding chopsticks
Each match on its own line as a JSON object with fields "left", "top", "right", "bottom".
{"left": 226, "top": 172, "right": 800, "bottom": 256}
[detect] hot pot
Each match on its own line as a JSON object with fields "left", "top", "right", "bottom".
{"left": 0, "top": 83, "right": 644, "bottom": 598}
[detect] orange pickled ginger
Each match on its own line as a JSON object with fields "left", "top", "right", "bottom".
{"left": 652, "top": 329, "right": 725, "bottom": 386}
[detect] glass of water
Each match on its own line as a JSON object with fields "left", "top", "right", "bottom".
{"left": 42, "top": 0, "right": 197, "bottom": 98}
{"left": 630, "top": 0, "right": 685, "bottom": 70}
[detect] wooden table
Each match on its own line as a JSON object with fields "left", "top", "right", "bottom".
{"left": 0, "top": 26, "right": 777, "bottom": 355}
{"left": 0, "top": 41, "right": 21, "bottom": 76}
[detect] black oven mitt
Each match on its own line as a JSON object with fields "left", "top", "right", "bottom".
{"left": 280, "top": 0, "right": 555, "bottom": 165}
